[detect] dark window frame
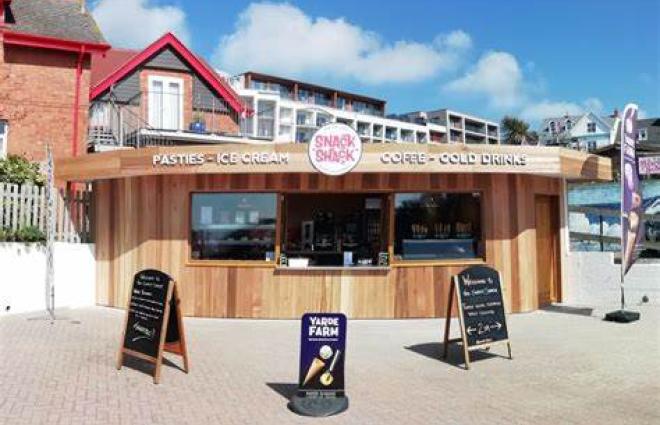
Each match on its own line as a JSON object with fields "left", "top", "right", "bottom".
{"left": 189, "top": 191, "right": 279, "bottom": 264}
{"left": 392, "top": 191, "right": 486, "bottom": 262}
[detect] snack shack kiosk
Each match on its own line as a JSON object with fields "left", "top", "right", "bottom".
{"left": 56, "top": 126, "right": 611, "bottom": 319}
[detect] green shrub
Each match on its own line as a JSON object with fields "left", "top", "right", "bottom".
{"left": 0, "top": 227, "right": 11, "bottom": 242}
{"left": 0, "top": 226, "right": 46, "bottom": 243}
{"left": 0, "top": 155, "right": 45, "bottom": 186}
{"left": 15, "top": 226, "right": 46, "bottom": 243}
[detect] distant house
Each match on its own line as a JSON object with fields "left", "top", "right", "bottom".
{"left": 587, "top": 117, "right": 660, "bottom": 178}
{"left": 637, "top": 118, "right": 660, "bottom": 150}
{"left": 88, "top": 33, "right": 246, "bottom": 151}
{"left": 538, "top": 111, "right": 616, "bottom": 152}
{"left": 0, "top": 0, "right": 109, "bottom": 160}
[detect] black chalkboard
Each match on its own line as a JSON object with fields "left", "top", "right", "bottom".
{"left": 123, "top": 269, "right": 173, "bottom": 358}
{"left": 455, "top": 265, "right": 508, "bottom": 347}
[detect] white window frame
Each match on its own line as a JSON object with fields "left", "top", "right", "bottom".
{"left": 587, "top": 122, "right": 596, "bottom": 133}
{"left": 0, "top": 120, "right": 8, "bottom": 159}
{"left": 147, "top": 75, "right": 184, "bottom": 131}
{"left": 639, "top": 128, "right": 648, "bottom": 141}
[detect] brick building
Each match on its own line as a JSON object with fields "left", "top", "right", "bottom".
{"left": 0, "top": 0, "right": 109, "bottom": 161}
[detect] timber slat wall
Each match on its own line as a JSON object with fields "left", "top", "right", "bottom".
{"left": 0, "top": 182, "right": 92, "bottom": 242}
{"left": 94, "top": 172, "right": 560, "bottom": 318}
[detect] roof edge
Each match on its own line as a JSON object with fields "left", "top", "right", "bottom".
{"left": 89, "top": 32, "right": 245, "bottom": 114}
{"left": 1, "top": 29, "right": 110, "bottom": 54}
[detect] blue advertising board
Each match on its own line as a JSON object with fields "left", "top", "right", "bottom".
{"left": 291, "top": 313, "right": 348, "bottom": 416}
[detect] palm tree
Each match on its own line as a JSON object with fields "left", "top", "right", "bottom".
{"left": 500, "top": 116, "right": 530, "bottom": 145}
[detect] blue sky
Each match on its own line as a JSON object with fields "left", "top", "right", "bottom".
{"left": 91, "top": 0, "right": 659, "bottom": 124}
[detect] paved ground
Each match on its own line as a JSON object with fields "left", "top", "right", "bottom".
{"left": 1, "top": 305, "right": 659, "bottom": 425}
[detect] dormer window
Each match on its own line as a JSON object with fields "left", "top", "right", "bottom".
{"left": 639, "top": 128, "right": 648, "bottom": 141}
{"left": 148, "top": 76, "right": 183, "bottom": 131}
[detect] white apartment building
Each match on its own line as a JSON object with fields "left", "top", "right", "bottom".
{"left": 231, "top": 72, "right": 499, "bottom": 145}
{"left": 394, "top": 109, "right": 500, "bottom": 144}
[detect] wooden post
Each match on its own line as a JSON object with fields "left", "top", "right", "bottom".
{"left": 153, "top": 282, "right": 174, "bottom": 384}
{"left": 172, "top": 284, "right": 189, "bottom": 373}
{"left": 442, "top": 281, "right": 454, "bottom": 359}
{"left": 454, "top": 276, "right": 472, "bottom": 370}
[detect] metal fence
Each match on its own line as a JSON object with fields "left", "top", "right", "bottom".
{"left": 569, "top": 205, "right": 660, "bottom": 253}
{"left": 0, "top": 182, "right": 92, "bottom": 243}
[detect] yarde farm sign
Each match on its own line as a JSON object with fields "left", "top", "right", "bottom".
{"left": 308, "top": 123, "right": 363, "bottom": 176}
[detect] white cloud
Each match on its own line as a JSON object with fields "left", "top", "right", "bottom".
{"left": 520, "top": 97, "right": 605, "bottom": 121}
{"left": 520, "top": 100, "right": 584, "bottom": 121}
{"left": 444, "top": 49, "right": 613, "bottom": 123}
{"left": 213, "top": 3, "right": 471, "bottom": 84}
{"left": 583, "top": 97, "right": 604, "bottom": 114}
{"left": 444, "top": 51, "right": 525, "bottom": 109}
{"left": 92, "top": 0, "right": 190, "bottom": 48}
{"left": 435, "top": 30, "right": 473, "bottom": 51}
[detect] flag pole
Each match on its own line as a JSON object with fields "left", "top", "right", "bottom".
{"left": 45, "top": 144, "right": 56, "bottom": 321}
{"left": 606, "top": 104, "right": 641, "bottom": 323}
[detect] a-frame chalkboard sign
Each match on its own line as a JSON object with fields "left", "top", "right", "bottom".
{"left": 443, "top": 265, "right": 512, "bottom": 370}
{"left": 117, "top": 269, "right": 189, "bottom": 384}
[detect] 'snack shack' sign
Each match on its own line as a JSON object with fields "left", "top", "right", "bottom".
{"left": 308, "top": 123, "right": 363, "bottom": 176}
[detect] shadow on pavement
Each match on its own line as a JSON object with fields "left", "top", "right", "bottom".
{"left": 405, "top": 342, "right": 504, "bottom": 369}
{"left": 266, "top": 382, "right": 298, "bottom": 400}
{"left": 121, "top": 355, "right": 185, "bottom": 376}
{"left": 540, "top": 304, "right": 594, "bottom": 316}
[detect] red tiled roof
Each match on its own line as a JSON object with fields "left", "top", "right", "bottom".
{"left": 90, "top": 48, "right": 138, "bottom": 88}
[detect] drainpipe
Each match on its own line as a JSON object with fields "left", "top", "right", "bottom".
{"left": 72, "top": 46, "right": 85, "bottom": 157}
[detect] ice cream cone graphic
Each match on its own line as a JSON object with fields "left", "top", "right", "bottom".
{"left": 320, "top": 349, "right": 341, "bottom": 387}
{"left": 303, "top": 357, "right": 326, "bottom": 385}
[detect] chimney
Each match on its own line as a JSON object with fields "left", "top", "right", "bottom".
{"left": 80, "top": 0, "right": 86, "bottom": 14}
{"left": 610, "top": 108, "right": 619, "bottom": 118}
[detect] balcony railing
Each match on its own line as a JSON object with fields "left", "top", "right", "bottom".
{"left": 464, "top": 123, "right": 486, "bottom": 134}
{"left": 87, "top": 91, "right": 241, "bottom": 151}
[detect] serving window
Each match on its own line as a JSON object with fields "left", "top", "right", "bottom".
{"left": 394, "top": 192, "right": 483, "bottom": 261}
{"left": 281, "top": 193, "right": 388, "bottom": 267}
{"left": 190, "top": 193, "right": 277, "bottom": 261}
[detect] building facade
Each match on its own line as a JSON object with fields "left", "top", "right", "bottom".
{"left": 393, "top": 109, "right": 500, "bottom": 144}
{"left": 637, "top": 117, "right": 660, "bottom": 149}
{"left": 538, "top": 112, "right": 617, "bottom": 152}
{"left": 88, "top": 33, "right": 245, "bottom": 152}
{"left": 56, "top": 141, "right": 611, "bottom": 319}
{"left": 232, "top": 72, "right": 500, "bottom": 145}
{"left": 232, "top": 72, "right": 448, "bottom": 144}
{"left": 0, "top": 0, "right": 109, "bottom": 161}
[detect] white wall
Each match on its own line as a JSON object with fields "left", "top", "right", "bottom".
{"left": 565, "top": 251, "right": 660, "bottom": 307}
{"left": 0, "top": 242, "right": 95, "bottom": 315}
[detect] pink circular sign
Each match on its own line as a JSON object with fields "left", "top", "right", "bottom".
{"left": 308, "top": 123, "right": 362, "bottom": 176}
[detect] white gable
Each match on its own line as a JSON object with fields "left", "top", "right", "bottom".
{"left": 569, "top": 112, "right": 611, "bottom": 137}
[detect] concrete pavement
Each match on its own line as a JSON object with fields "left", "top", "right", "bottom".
{"left": 1, "top": 305, "right": 659, "bottom": 424}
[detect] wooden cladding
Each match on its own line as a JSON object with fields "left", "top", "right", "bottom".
{"left": 94, "top": 172, "right": 562, "bottom": 319}
{"left": 57, "top": 143, "right": 612, "bottom": 182}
